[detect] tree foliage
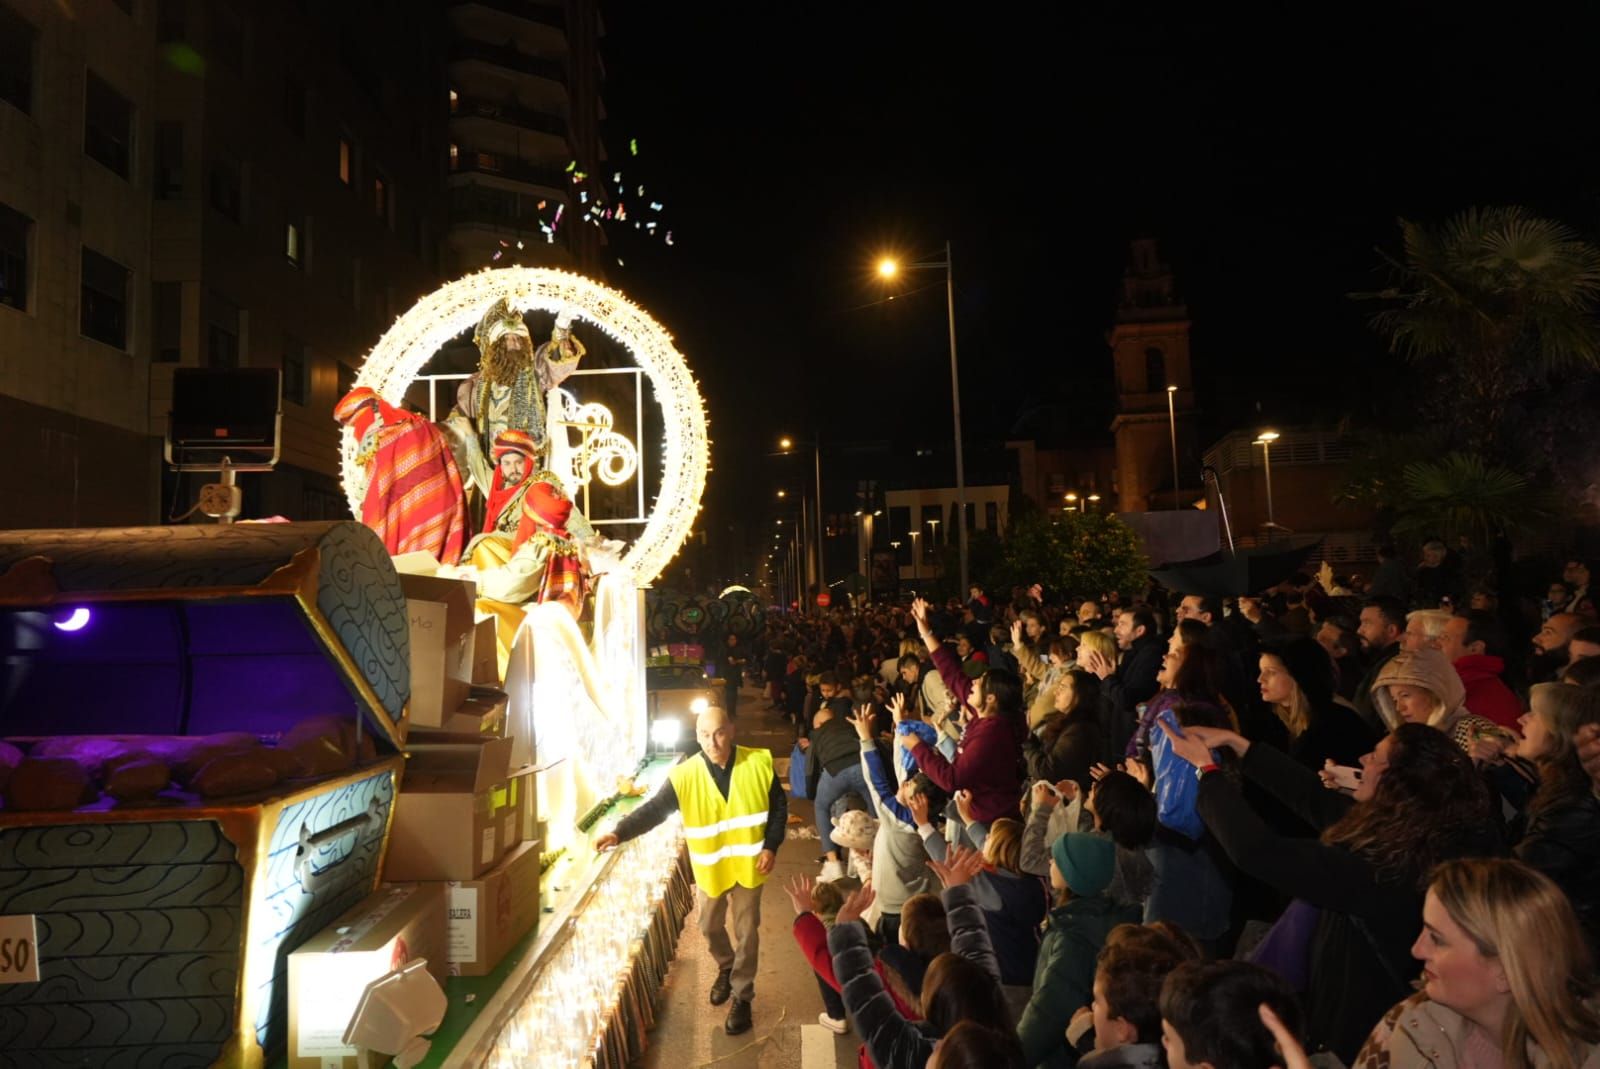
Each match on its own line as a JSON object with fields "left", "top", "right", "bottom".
{"left": 981, "top": 511, "right": 1148, "bottom": 600}
{"left": 1389, "top": 453, "right": 1556, "bottom": 547}
{"left": 1356, "top": 206, "right": 1600, "bottom": 464}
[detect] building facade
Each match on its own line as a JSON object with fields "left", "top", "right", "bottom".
{"left": 1108, "top": 239, "right": 1200, "bottom": 514}
{"left": 0, "top": 0, "right": 604, "bottom": 530}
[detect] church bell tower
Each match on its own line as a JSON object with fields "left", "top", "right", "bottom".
{"left": 1108, "top": 240, "right": 1196, "bottom": 513}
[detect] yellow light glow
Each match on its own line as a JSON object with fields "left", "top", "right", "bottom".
{"left": 776, "top": 489, "right": 786, "bottom": 497}
{"left": 1065, "top": 492, "right": 1078, "bottom": 502}
{"left": 778, "top": 436, "right": 794, "bottom": 451}
{"left": 876, "top": 257, "right": 899, "bottom": 279}
{"left": 1088, "top": 493, "right": 1102, "bottom": 502}
{"left": 1167, "top": 384, "right": 1178, "bottom": 393}
{"left": 340, "top": 267, "right": 707, "bottom": 586}
{"left": 1257, "top": 429, "right": 1281, "bottom": 443}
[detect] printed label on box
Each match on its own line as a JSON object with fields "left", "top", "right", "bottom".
{"left": 448, "top": 886, "right": 479, "bottom": 963}
{"left": 0, "top": 915, "right": 40, "bottom": 985}
{"left": 480, "top": 826, "right": 496, "bottom": 866}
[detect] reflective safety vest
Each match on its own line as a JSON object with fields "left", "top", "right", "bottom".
{"left": 669, "top": 746, "right": 773, "bottom": 896}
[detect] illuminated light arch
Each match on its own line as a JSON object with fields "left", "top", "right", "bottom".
{"left": 340, "top": 267, "right": 707, "bottom": 586}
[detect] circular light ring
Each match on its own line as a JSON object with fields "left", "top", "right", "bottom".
{"left": 341, "top": 267, "right": 707, "bottom": 586}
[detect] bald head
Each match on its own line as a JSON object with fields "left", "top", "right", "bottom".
{"left": 696, "top": 705, "right": 735, "bottom": 766}
{"left": 1536, "top": 613, "right": 1584, "bottom": 659}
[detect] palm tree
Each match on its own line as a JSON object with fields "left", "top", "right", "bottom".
{"left": 1390, "top": 454, "right": 1555, "bottom": 548}
{"left": 1356, "top": 206, "right": 1600, "bottom": 460}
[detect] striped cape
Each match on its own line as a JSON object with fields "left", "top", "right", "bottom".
{"left": 361, "top": 416, "right": 468, "bottom": 564}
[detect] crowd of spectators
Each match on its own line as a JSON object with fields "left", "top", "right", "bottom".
{"left": 709, "top": 544, "right": 1600, "bottom": 1067}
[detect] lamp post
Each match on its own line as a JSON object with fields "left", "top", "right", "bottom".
{"left": 1087, "top": 493, "right": 1102, "bottom": 512}
{"left": 1166, "top": 384, "right": 1181, "bottom": 511}
{"left": 909, "top": 529, "right": 921, "bottom": 585}
{"left": 1064, "top": 492, "right": 1078, "bottom": 513}
{"left": 1254, "top": 430, "right": 1280, "bottom": 535}
{"left": 777, "top": 434, "right": 824, "bottom": 611}
{"left": 877, "top": 244, "right": 969, "bottom": 595}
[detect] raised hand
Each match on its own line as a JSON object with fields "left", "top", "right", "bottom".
{"left": 1089, "top": 762, "right": 1112, "bottom": 782}
{"left": 907, "top": 789, "right": 931, "bottom": 827}
{"left": 1120, "top": 758, "right": 1152, "bottom": 790}
{"left": 954, "top": 789, "right": 975, "bottom": 825}
{"left": 1054, "top": 779, "right": 1080, "bottom": 802}
{"left": 594, "top": 832, "right": 620, "bottom": 852}
{"left": 1010, "top": 620, "right": 1024, "bottom": 648}
{"left": 887, "top": 692, "right": 910, "bottom": 723}
{"left": 836, "top": 882, "right": 877, "bottom": 926}
{"left": 847, "top": 704, "right": 875, "bottom": 741}
{"left": 929, "top": 842, "right": 986, "bottom": 888}
{"left": 783, "top": 874, "right": 816, "bottom": 914}
{"left": 911, "top": 597, "right": 931, "bottom": 631}
{"left": 1259, "top": 1004, "right": 1313, "bottom": 1069}
{"left": 1178, "top": 725, "right": 1249, "bottom": 756}
{"left": 1031, "top": 780, "right": 1059, "bottom": 809}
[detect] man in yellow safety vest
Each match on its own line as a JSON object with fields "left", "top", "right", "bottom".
{"left": 596, "top": 705, "right": 785, "bottom": 1035}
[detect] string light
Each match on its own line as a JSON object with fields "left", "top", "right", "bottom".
{"left": 486, "top": 812, "right": 685, "bottom": 1069}
{"left": 340, "top": 268, "right": 708, "bottom": 586}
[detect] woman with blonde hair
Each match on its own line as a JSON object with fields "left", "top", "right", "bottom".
{"left": 1258, "top": 637, "right": 1377, "bottom": 771}
{"left": 1373, "top": 647, "right": 1511, "bottom": 754}
{"left": 1356, "top": 857, "right": 1600, "bottom": 1069}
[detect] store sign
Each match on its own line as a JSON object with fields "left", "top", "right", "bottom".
{"left": 0, "top": 915, "right": 40, "bottom": 984}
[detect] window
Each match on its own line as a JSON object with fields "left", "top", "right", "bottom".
{"left": 206, "top": 293, "right": 239, "bottom": 369}
{"left": 84, "top": 71, "right": 134, "bottom": 178}
{"left": 283, "top": 75, "right": 307, "bottom": 138}
{"left": 282, "top": 335, "right": 308, "bottom": 404}
{"left": 152, "top": 281, "right": 181, "bottom": 363}
{"left": 0, "top": 6, "right": 36, "bottom": 115}
{"left": 154, "top": 121, "right": 183, "bottom": 198}
{"left": 448, "top": 88, "right": 458, "bottom": 112}
{"left": 1144, "top": 347, "right": 1166, "bottom": 394}
{"left": 81, "top": 248, "right": 130, "bottom": 350}
{"left": 156, "top": 0, "right": 186, "bottom": 42}
{"left": 338, "top": 136, "right": 353, "bottom": 185}
{"left": 448, "top": 142, "right": 459, "bottom": 169}
{"left": 0, "top": 204, "right": 30, "bottom": 311}
{"left": 285, "top": 219, "right": 302, "bottom": 267}
{"left": 209, "top": 154, "right": 242, "bottom": 221}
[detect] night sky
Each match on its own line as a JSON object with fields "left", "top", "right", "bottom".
{"left": 599, "top": 6, "right": 1600, "bottom": 583}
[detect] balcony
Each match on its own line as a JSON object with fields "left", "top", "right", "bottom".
{"left": 449, "top": 39, "right": 566, "bottom": 85}
{"left": 450, "top": 0, "right": 566, "bottom": 34}
{"left": 448, "top": 149, "right": 568, "bottom": 193}
{"left": 450, "top": 93, "right": 567, "bottom": 140}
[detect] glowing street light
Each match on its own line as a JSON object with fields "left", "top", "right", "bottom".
{"left": 1254, "top": 430, "right": 1281, "bottom": 532}
{"left": 874, "top": 242, "right": 969, "bottom": 593}
{"left": 1166, "top": 384, "right": 1181, "bottom": 511}
{"left": 776, "top": 488, "right": 786, "bottom": 498}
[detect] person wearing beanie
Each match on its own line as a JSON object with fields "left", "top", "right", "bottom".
{"left": 1371, "top": 647, "right": 1511, "bottom": 755}
{"left": 1258, "top": 637, "right": 1378, "bottom": 772}
{"left": 1017, "top": 832, "right": 1141, "bottom": 1069}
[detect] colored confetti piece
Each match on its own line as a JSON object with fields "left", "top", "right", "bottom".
{"left": 630, "top": 138, "right": 638, "bottom": 155}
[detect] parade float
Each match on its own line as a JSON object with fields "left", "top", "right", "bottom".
{"left": 0, "top": 268, "right": 708, "bottom": 1069}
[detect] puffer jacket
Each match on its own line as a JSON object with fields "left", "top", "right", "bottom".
{"left": 1354, "top": 992, "right": 1600, "bottom": 1068}
{"left": 828, "top": 883, "right": 999, "bottom": 1069}
{"left": 1517, "top": 792, "right": 1600, "bottom": 954}
{"left": 1017, "top": 894, "right": 1142, "bottom": 1069}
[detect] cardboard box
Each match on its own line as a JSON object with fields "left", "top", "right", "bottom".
{"left": 387, "top": 736, "right": 517, "bottom": 881}
{"left": 400, "top": 573, "right": 477, "bottom": 728}
{"left": 408, "top": 690, "right": 508, "bottom": 740}
{"left": 470, "top": 614, "right": 499, "bottom": 684}
{"left": 287, "top": 883, "right": 447, "bottom": 1069}
{"left": 444, "top": 840, "right": 542, "bottom": 976}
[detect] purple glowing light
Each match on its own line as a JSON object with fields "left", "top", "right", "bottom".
{"left": 52, "top": 608, "right": 91, "bottom": 632}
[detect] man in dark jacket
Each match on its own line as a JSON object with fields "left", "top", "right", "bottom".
{"left": 1352, "top": 596, "right": 1405, "bottom": 733}
{"left": 1437, "top": 610, "right": 1521, "bottom": 730}
{"left": 807, "top": 697, "right": 869, "bottom": 881}
{"left": 1083, "top": 607, "right": 1163, "bottom": 755}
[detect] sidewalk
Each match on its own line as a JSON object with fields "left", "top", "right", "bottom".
{"left": 636, "top": 684, "right": 856, "bottom": 1069}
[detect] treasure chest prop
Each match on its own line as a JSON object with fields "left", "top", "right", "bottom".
{"left": 0, "top": 521, "right": 411, "bottom": 1069}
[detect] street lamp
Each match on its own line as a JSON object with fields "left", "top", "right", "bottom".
{"left": 1166, "top": 384, "right": 1181, "bottom": 512}
{"left": 909, "top": 529, "right": 921, "bottom": 584}
{"left": 875, "top": 242, "right": 969, "bottom": 594}
{"left": 776, "top": 435, "right": 824, "bottom": 608}
{"left": 1064, "top": 492, "right": 1079, "bottom": 513}
{"left": 1088, "top": 493, "right": 1101, "bottom": 510}
{"left": 1254, "top": 430, "right": 1281, "bottom": 534}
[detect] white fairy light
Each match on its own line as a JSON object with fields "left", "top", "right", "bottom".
{"left": 340, "top": 268, "right": 708, "bottom": 586}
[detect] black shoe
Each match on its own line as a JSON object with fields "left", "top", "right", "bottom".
{"left": 724, "top": 997, "right": 752, "bottom": 1035}
{"left": 709, "top": 968, "right": 733, "bottom": 1006}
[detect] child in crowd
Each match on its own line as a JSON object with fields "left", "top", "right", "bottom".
{"left": 1159, "top": 959, "right": 1305, "bottom": 1069}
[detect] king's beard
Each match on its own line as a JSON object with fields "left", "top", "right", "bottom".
{"left": 481, "top": 333, "right": 534, "bottom": 387}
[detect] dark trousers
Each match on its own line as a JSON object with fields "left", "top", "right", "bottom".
{"left": 876, "top": 911, "right": 900, "bottom": 948}
{"left": 817, "top": 973, "right": 846, "bottom": 1019}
